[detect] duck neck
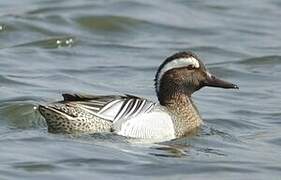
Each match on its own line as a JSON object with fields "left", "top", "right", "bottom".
{"left": 157, "top": 82, "right": 202, "bottom": 137}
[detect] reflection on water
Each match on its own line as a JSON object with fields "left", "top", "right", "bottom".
{"left": 0, "top": 0, "right": 281, "bottom": 179}
{"left": 12, "top": 37, "right": 75, "bottom": 49}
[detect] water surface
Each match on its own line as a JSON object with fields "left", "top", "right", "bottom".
{"left": 0, "top": 0, "right": 281, "bottom": 179}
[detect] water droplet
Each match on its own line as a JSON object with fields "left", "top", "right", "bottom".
{"left": 66, "top": 38, "right": 74, "bottom": 45}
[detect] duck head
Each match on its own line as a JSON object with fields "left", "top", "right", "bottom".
{"left": 155, "top": 51, "right": 238, "bottom": 105}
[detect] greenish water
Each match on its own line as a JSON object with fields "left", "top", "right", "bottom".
{"left": 0, "top": 0, "right": 281, "bottom": 179}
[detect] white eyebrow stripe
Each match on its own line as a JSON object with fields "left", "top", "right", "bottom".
{"left": 156, "top": 57, "right": 200, "bottom": 93}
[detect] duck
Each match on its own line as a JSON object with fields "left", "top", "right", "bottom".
{"left": 38, "top": 51, "right": 238, "bottom": 141}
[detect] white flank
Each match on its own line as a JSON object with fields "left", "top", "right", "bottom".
{"left": 116, "top": 112, "right": 176, "bottom": 141}
{"left": 156, "top": 57, "right": 200, "bottom": 93}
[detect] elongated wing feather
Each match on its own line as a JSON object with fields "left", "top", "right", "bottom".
{"left": 57, "top": 93, "right": 156, "bottom": 122}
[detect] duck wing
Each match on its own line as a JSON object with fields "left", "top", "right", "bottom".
{"left": 57, "top": 93, "right": 156, "bottom": 122}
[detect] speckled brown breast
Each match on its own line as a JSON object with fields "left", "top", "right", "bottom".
{"left": 164, "top": 93, "right": 202, "bottom": 138}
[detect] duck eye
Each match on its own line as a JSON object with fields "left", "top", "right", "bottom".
{"left": 186, "top": 65, "right": 195, "bottom": 70}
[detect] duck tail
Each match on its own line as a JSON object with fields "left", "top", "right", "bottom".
{"left": 38, "top": 104, "right": 72, "bottom": 133}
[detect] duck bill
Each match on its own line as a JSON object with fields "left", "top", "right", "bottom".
{"left": 203, "top": 73, "right": 239, "bottom": 89}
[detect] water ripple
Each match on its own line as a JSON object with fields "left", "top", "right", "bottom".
{"left": 12, "top": 37, "right": 75, "bottom": 49}
{"left": 0, "top": 0, "right": 281, "bottom": 179}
